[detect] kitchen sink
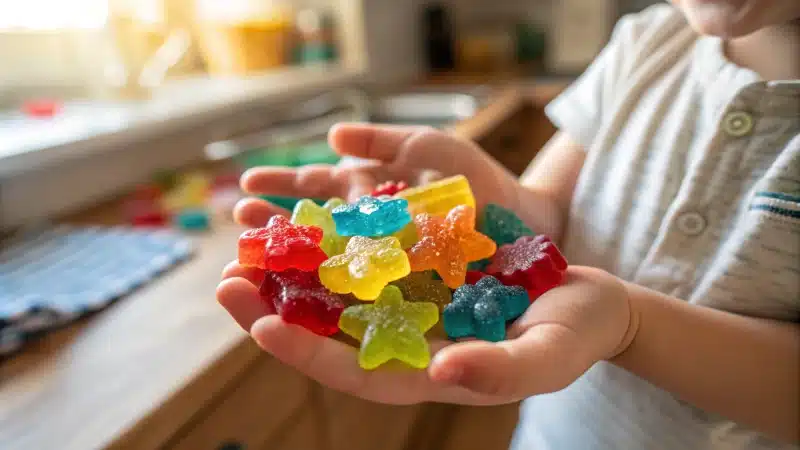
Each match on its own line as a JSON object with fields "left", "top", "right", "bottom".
{"left": 367, "top": 87, "right": 489, "bottom": 127}
{"left": 204, "top": 87, "right": 489, "bottom": 161}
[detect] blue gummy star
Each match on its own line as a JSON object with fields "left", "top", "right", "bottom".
{"left": 332, "top": 196, "right": 412, "bottom": 237}
{"left": 443, "top": 275, "right": 530, "bottom": 342}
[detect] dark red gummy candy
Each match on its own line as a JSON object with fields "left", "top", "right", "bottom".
{"left": 371, "top": 180, "right": 409, "bottom": 197}
{"left": 465, "top": 270, "right": 489, "bottom": 285}
{"left": 485, "top": 235, "right": 568, "bottom": 300}
{"left": 238, "top": 215, "right": 327, "bottom": 271}
{"left": 259, "top": 269, "right": 345, "bottom": 336}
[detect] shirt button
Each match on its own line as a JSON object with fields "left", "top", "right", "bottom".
{"left": 722, "top": 111, "right": 753, "bottom": 137}
{"left": 676, "top": 212, "right": 707, "bottom": 236}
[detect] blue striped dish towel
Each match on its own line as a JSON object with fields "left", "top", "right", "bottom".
{"left": 0, "top": 225, "right": 193, "bottom": 355}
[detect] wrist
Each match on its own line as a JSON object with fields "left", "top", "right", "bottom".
{"left": 607, "top": 278, "right": 642, "bottom": 362}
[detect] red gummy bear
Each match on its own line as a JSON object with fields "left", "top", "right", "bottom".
{"left": 371, "top": 180, "right": 409, "bottom": 197}
{"left": 485, "top": 235, "right": 568, "bottom": 300}
{"left": 238, "top": 216, "right": 327, "bottom": 271}
{"left": 465, "top": 270, "right": 489, "bottom": 285}
{"left": 260, "top": 269, "right": 345, "bottom": 336}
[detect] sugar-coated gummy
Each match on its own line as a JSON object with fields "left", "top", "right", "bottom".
{"left": 391, "top": 271, "right": 452, "bottom": 311}
{"left": 260, "top": 269, "right": 346, "bottom": 336}
{"left": 338, "top": 285, "right": 439, "bottom": 369}
{"left": 464, "top": 270, "right": 488, "bottom": 285}
{"left": 318, "top": 236, "right": 411, "bottom": 300}
{"left": 237, "top": 216, "right": 327, "bottom": 271}
{"left": 443, "top": 276, "right": 530, "bottom": 342}
{"left": 479, "top": 204, "right": 535, "bottom": 246}
{"left": 486, "top": 235, "right": 568, "bottom": 301}
{"left": 392, "top": 221, "right": 419, "bottom": 249}
{"left": 291, "top": 197, "right": 350, "bottom": 256}
{"left": 395, "top": 175, "right": 475, "bottom": 216}
{"left": 406, "top": 205, "right": 496, "bottom": 289}
{"left": 467, "top": 259, "right": 490, "bottom": 272}
{"left": 371, "top": 180, "right": 409, "bottom": 197}
{"left": 332, "top": 196, "right": 412, "bottom": 237}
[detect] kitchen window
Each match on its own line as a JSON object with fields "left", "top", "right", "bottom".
{"left": 0, "top": 0, "right": 108, "bottom": 30}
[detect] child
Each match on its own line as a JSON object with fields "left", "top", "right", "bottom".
{"left": 217, "top": 1, "right": 800, "bottom": 448}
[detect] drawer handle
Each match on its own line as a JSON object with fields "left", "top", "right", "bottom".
{"left": 217, "top": 442, "right": 245, "bottom": 450}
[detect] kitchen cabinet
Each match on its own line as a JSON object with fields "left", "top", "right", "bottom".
{"left": 164, "top": 352, "right": 519, "bottom": 450}
{"left": 479, "top": 103, "right": 558, "bottom": 176}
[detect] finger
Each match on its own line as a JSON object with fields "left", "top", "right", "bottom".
{"left": 429, "top": 323, "right": 589, "bottom": 398}
{"left": 241, "top": 165, "right": 347, "bottom": 198}
{"left": 217, "top": 277, "right": 273, "bottom": 331}
{"left": 221, "top": 260, "right": 265, "bottom": 286}
{"left": 345, "top": 170, "right": 379, "bottom": 202}
{"left": 233, "top": 197, "right": 289, "bottom": 228}
{"left": 250, "top": 317, "right": 493, "bottom": 405}
{"left": 328, "top": 123, "right": 431, "bottom": 162}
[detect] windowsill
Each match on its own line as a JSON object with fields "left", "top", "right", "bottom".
{"left": 0, "top": 64, "right": 364, "bottom": 178}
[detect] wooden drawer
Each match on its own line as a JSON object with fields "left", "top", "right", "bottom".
{"left": 264, "top": 403, "right": 325, "bottom": 450}
{"left": 480, "top": 105, "right": 557, "bottom": 176}
{"left": 319, "top": 388, "right": 426, "bottom": 450}
{"left": 167, "top": 355, "right": 311, "bottom": 450}
{"left": 440, "top": 403, "right": 520, "bottom": 450}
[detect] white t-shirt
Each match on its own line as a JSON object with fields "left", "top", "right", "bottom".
{"left": 511, "top": 4, "right": 799, "bottom": 450}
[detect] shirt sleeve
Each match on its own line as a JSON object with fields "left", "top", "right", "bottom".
{"left": 545, "top": 3, "right": 680, "bottom": 149}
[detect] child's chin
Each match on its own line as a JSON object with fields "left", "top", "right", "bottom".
{"left": 680, "top": 1, "right": 759, "bottom": 38}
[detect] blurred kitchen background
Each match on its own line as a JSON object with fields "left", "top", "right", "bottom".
{"left": 0, "top": 0, "right": 663, "bottom": 229}
{"left": 0, "top": 2, "right": 661, "bottom": 450}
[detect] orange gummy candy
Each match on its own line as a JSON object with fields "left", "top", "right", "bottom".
{"left": 406, "top": 205, "right": 496, "bottom": 289}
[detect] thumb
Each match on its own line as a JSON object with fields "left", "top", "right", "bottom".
{"left": 428, "top": 324, "right": 590, "bottom": 398}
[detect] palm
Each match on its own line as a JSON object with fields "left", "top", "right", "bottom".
{"left": 219, "top": 124, "right": 628, "bottom": 406}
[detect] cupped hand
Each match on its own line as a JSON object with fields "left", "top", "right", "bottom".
{"left": 219, "top": 122, "right": 634, "bottom": 406}
{"left": 233, "top": 123, "right": 523, "bottom": 228}
{"left": 217, "top": 262, "right": 635, "bottom": 406}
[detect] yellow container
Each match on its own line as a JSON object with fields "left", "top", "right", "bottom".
{"left": 194, "top": 0, "right": 293, "bottom": 74}
{"left": 196, "top": 19, "right": 291, "bottom": 74}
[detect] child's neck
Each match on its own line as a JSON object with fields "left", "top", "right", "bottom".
{"left": 724, "top": 22, "right": 800, "bottom": 81}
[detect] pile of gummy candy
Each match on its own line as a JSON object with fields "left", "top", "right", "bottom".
{"left": 237, "top": 175, "right": 568, "bottom": 370}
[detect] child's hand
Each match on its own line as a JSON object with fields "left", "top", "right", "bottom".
{"left": 233, "top": 123, "right": 523, "bottom": 228}
{"left": 217, "top": 265, "right": 634, "bottom": 405}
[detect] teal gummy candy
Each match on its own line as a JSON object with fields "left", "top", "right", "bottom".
{"left": 443, "top": 276, "right": 529, "bottom": 342}
{"left": 467, "top": 259, "right": 490, "bottom": 272}
{"left": 332, "top": 196, "right": 411, "bottom": 237}
{"left": 176, "top": 208, "right": 210, "bottom": 230}
{"left": 479, "top": 204, "right": 534, "bottom": 246}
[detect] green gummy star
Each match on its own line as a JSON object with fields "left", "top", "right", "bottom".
{"left": 479, "top": 204, "right": 535, "bottom": 246}
{"left": 338, "top": 285, "right": 439, "bottom": 370}
{"left": 291, "top": 197, "right": 350, "bottom": 256}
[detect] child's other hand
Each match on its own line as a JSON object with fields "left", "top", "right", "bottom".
{"left": 217, "top": 265, "right": 634, "bottom": 405}
{"left": 233, "top": 123, "right": 523, "bottom": 228}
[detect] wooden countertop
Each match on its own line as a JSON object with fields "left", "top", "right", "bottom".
{"left": 0, "top": 78, "right": 570, "bottom": 450}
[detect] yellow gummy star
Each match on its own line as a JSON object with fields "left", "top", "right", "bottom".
{"left": 291, "top": 198, "right": 350, "bottom": 256}
{"left": 319, "top": 236, "right": 410, "bottom": 300}
{"left": 392, "top": 221, "right": 419, "bottom": 249}
{"left": 339, "top": 285, "right": 439, "bottom": 369}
